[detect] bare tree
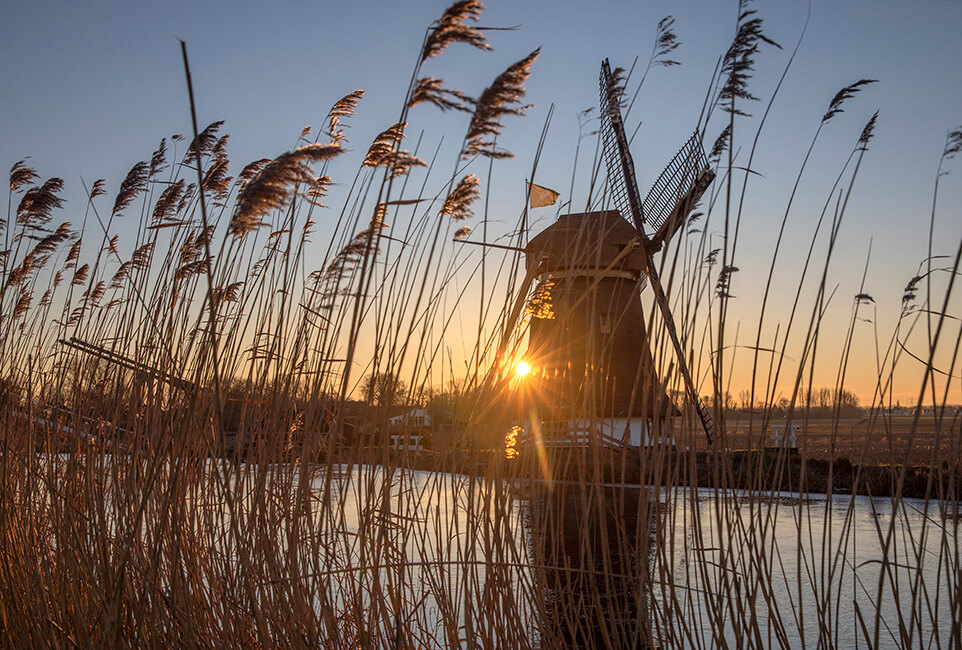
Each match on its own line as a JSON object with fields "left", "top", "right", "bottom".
{"left": 360, "top": 371, "right": 407, "bottom": 408}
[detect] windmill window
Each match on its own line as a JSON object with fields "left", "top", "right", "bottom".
{"left": 599, "top": 313, "right": 611, "bottom": 334}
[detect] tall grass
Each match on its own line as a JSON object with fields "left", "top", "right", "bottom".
{"left": 1, "top": 1, "right": 960, "bottom": 647}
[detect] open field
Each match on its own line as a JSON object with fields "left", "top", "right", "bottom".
{"left": 714, "top": 415, "right": 962, "bottom": 466}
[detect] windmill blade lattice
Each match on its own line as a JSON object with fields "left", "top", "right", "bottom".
{"left": 643, "top": 132, "right": 714, "bottom": 248}
{"left": 598, "top": 58, "right": 717, "bottom": 445}
{"left": 599, "top": 60, "right": 646, "bottom": 235}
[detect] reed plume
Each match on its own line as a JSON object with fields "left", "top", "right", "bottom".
{"left": 177, "top": 182, "right": 196, "bottom": 214}
{"left": 237, "top": 159, "right": 271, "bottom": 188}
{"left": 6, "top": 222, "right": 72, "bottom": 288}
{"left": 231, "top": 143, "right": 342, "bottom": 238}
{"left": 12, "top": 287, "right": 30, "bottom": 318}
{"left": 717, "top": 1, "right": 780, "bottom": 116}
{"left": 17, "top": 178, "right": 65, "bottom": 229}
{"left": 212, "top": 281, "right": 243, "bottom": 304}
{"left": 325, "top": 207, "right": 390, "bottom": 284}
{"left": 715, "top": 264, "right": 739, "bottom": 298}
{"left": 64, "top": 239, "right": 82, "bottom": 267}
{"left": 109, "top": 242, "right": 154, "bottom": 288}
{"left": 176, "top": 257, "right": 210, "bottom": 280}
{"left": 151, "top": 179, "right": 185, "bottom": 223}
{"left": 203, "top": 155, "right": 232, "bottom": 201}
{"left": 454, "top": 225, "right": 472, "bottom": 240}
{"left": 526, "top": 277, "right": 555, "bottom": 319}
{"left": 710, "top": 124, "right": 732, "bottom": 162}
{"left": 149, "top": 138, "right": 168, "bottom": 178}
{"left": 363, "top": 123, "right": 406, "bottom": 167}
{"left": 89, "top": 179, "right": 106, "bottom": 199}
{"left": 462, "top": 48, "right": 539, "bottom": 159}
{"left": 326, "top": 89, "right": 364, "bottom": 143}
{"left": 653, "top": 16, "right": 681, "bottom": 67}
{"left": 822, "top": 79, "right": 878, "bottom": 123}
{"left": 942, "top": 126, "right": 962, "bottom": 161}
{"left": 184, "top": 120, "right": 225, "bottom": 165}
{"left": 421, "top": 0, "right": 490, "bottom": 62}
{"left": 605, "top": 67, "right": 628, "bottom": 110}
{"left": 111, "top": 161, "right": 149, "bottom": 217}
{"left": 109, "top": 267, "right": 127, "bottom": 288}
{"left": 306, "top": 176, "right": 332, "bottom": 206}
{"left": 705, "top": 247, "right": 721, "bottom": 267}
{"left": 201, "top": 135, "right": 233, "bottom": 206}
{"left": 180, "top": 229, "right": 200, "bottom": 264}
{"left": 84, "top": 280, "right": 105, "bottom": 307}
{"left": 362, "top": 123, "right": 425, "bottom": 178}
{"left": 439, "top": 174, "right": 480, "bottom": 220}
{"left": 858, "top": 110, "right": 879, "bottom": 150}
{"left": 71, "top": 263, "right": 89, "bottom": 285}
{"left": 9, "top": 160, "right": 38, "bottom": 192}
{"left": 212, "top": 133, "right": 229, "bottom": 160}
{"left": 409, "top": 77, "right": 473, "bottom": 113}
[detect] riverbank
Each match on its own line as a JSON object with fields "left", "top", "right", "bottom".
{"left": 398, "top": 447, "right": 957, "bottom": 501}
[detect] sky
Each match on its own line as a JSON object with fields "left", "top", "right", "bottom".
{"left": 2, "top": 0, "right": 960, "bottom": 406}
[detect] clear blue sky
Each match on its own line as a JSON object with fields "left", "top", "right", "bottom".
{"left": 2, "top": 0, "right": 960, "bottom": 403}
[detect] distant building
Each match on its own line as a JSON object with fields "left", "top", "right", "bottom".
{"left": 389, "top": 408, "right": 432, "bottom": 429}
{"left": 388, "top": 407, "right": 438, "bottom": 454}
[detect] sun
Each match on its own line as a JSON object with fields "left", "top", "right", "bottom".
{"left": 515, "top": 360, "right": 531, "bottom": 377}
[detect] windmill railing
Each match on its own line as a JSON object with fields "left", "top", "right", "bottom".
{"left": 642, "top": 132, "right": 708, "bottom": 238}
{"left": 520, "top": 418, "right": 628, "bottom": 449}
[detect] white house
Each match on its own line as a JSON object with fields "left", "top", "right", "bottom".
{"left": 389, "top": 408, "right": 432, "bottom": 428}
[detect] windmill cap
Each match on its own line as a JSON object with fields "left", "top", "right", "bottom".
{"left": 525, "top": 210, "right": 645, "bottom": 275}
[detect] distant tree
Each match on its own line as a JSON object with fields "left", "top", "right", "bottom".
{"left": 360, "top": 371, "right": 407, "bottom": 408}
{"left": 838, "top": 389, "right": 859, "bottom": 408}
{"left": 796, "top": 386, "right": 861, "bottom": 417}
{"left": 837, "top": 389, "right": 861, "bottom": 417}
{"left": 817, "top": 387, "right": 833, "bottom": 409}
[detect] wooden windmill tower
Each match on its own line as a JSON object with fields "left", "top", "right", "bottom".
{"left": 518, "top": 59, "right": 716, "bottom": 450}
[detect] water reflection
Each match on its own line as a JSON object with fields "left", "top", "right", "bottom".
{"left": 290, "top": 464, "right": 958, "bottom": 648}
{"left": 522, "top": 479, "right": 656, "bottom": 648}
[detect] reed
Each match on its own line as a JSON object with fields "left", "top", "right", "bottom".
{"left": 1, "top": 2, "right": 959, "bottom": 648}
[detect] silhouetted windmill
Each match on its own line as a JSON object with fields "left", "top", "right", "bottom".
{"left": 515, "top": 59, "right": 716, "bottom": 450}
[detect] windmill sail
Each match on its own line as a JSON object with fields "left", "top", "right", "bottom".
{"left": 599, "top": 58, "right": 716, "bottom": 445}
{"left": 643, "top": 132, "right": 714, "bottom": 249}
{"left": 599, "top": 63, "right": 645, "bottom": 235}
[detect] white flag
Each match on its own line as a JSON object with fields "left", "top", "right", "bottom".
{"left": 528, "top": 182, "right": 560, "bottom": 208}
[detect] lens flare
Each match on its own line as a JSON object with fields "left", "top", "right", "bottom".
{"left": 515, "top": 361, "right": 531, "bottom": 377}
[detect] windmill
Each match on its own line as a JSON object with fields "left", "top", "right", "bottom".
{"left": 513, "top": 59, "right": 716, "bottom": 451}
